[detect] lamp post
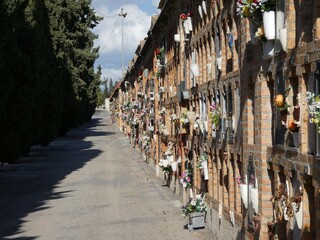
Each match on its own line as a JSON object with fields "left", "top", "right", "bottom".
{"left": 118, "top": 8, "right": 127, "bottom": 78}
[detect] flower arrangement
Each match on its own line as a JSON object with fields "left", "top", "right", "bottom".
{"left": 156, "top": 70, "right": 161, "bottom": 78}
{"left": 180, "top": 112, "right": 190, "bottom": 128}
{"left": 194, "top": 118, "right": 200, "bottom": 130}
{"left": 170, "top": 113, "right": 179, "bottom": 122}
{"left": 159, "top": 107, "right": 166, "bottom": 116}
{"left": 209, "top": 103, "right": 221, "bottom": 129}
{"left": 121, "top": 113, "right": 128, "bottom": 120}
{"left": 149, "top": 112, "right": 155, "bottom": 119}
{"left": 197, "top": 154, "right": 208, "bottom": 169}
{"left": 155, "top": 47, "right": 165, "bottom": 60}
{"left": 182, "top": 195, "right": 207, "bottom": 217}
{"left": 180, "top": 169, "right": 193, "bottom": 189}
{"left": 274, "top": 88, "right": 291, "bottom": 113}
{"left": 159, "top": 159, "right": 171, "bottom": 173}
{"left": 131, "top": 118, "right": 139, "bottom": 126}
{"left": 235, "top": 175, "right": 242, "bottom": 185}
{"left": 287, "top": 119, "right": 297, "bottom": 132}
{"left": 306, "top": 91, "right": 320, "bottom": 133}
{"left": 255, "top": 26, "right": 266, "bottom": 41}
{"left": 142, "top": 135, "right": 150, "bottom": 150}
{"left": 159, "top": 86, "right": 165, "bottom": 93}
{"left": 236, "top": 0, "right": 276, "bottom": 26}
{"left": 137, "top": 92, "right": 144, "bottom": 99}
{"left": 132, "top": 100, "right": 140, "bottom": 109}
{"left": 160, "top": 124, "right": 169, "bottom": 136}
{"left": 138, "top": 109, "right": 147, "bottom": 120}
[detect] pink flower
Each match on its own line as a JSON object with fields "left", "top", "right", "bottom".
{"left": 186, "top": 177, "right": 191, "bottom": 182}
{"left": 210, "top": 103, "right": 216, "bottom": 110}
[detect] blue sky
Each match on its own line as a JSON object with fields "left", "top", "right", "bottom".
{"left": 91, "top": 0, "right": 160, "bottom": 82}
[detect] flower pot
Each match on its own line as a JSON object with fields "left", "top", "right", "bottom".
{"left": 212, "top": 129, "right": 216, "bottom": 138}
{"left": 190, "top": 64, "right": 200, "bottom": 77}
{"left": 216, "top": 57, "right": 222, "bottom": 70}
{"left": 171, "top": 161, "right": 177, "bottom": 171}
{"left": 174, "top": 34, "right": 180, "bottom": 42}
{"left": 184, "top": 21, "right": 190, "bottom": 34}
{"left": 262, "top": 40, "right": 274, "bottom": 59}
{"left": 293, "top": 201, "right": 303, "bottom": 229}
{"left": 249, "top": 185, "right": 259, "bottom": 214}
{"left": 280, "top": 28, "right": 287, "bottom": 51}
{"left": 201, "top": 160, "right": 209, "bottom": 180}
{"left": 198, "top": 5, "right": 203, "bottom": 19}
{"left": 200, "top": 120, "right": 205, "bottom": 134}
{"left": 240, "top": 184, "right": 248, "bottom": 209}
{"left": 202, "top": 1, "right": 207, "bottom": 15}
{"left": 187, "top": 17, "right": 193, "bottom": 31}
{"left": 207, "top": 63, "right": 212, "bottom": 75}
{"left": 263, "top": 11, "right": 275, "bottom": 40}
{"left": 188, "top": 212, "right": 206, "bottom": 230}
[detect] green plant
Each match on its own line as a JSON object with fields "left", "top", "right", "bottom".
{"left": 274, "top": 87, "right": 291, "bottom": 113}
{"left": 183, "top": 195, "right": 207, "bottom": 217}
{"left": 306, "top": 91, "right": 320, "bottom": 133}
{"left": 236, "top": 0, "right": 276, "bottom": 26}
{"left": 197, "top": 154, "right": 208, "bottom": 169}
{"left": 209, "top": 103, "right": 220, "bottom": 129}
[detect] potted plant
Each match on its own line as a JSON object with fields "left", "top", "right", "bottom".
{"left": 209, "top": 103, "right": 220, "bottom": 137}
{"left": 274, "top": 88, "right": 291, "bottom": 113}
{"left": 180, "top": 112, "right": 190, "bottom": 129}
{"left": 306, "top": 91, "right": 320, "bottom": 133}
{"left": 183, "top": 195, "right": 207, "bottom": 230}
{"left": 159, "top": 159, "right": 171, "bottom": 173}
{"left": 155, "top": 47, "right": 165, "bottom": 60}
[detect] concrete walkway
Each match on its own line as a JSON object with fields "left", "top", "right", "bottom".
{"left": 0, "top": 110, "right": 214, "bottom": 240}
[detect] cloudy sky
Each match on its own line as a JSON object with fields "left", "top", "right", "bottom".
{"left": 91, "top": 0, "right": 160, "bottom": 82}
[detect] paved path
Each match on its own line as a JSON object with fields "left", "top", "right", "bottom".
{"left": 0, "top": 110, "right": 214, "bottom": 240}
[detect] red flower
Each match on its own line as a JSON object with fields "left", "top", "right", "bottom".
{"left": 138, "top": 70, "right": 143, "bottom": 76}
{"left": 155, "top": 48, "right": 160, "bottom": 55}
{"left": 180, "top": 13, "right": 187, "bottom": 20}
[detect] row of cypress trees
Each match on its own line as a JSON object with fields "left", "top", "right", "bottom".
{"left": 0, "top": 0, "right": 102, "bottom": 163}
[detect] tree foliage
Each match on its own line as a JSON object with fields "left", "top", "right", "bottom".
{"left": 0, "top": 0, "right": 102, "bottom": 162}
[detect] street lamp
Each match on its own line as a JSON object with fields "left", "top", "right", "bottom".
{"left": 118, "top": 8, "right": 127, "bottom": 79}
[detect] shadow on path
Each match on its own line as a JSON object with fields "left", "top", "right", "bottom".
{"left": 0, "top": 111, "right": 111, "bottom": 239}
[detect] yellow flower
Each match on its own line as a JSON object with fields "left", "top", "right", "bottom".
{"left": 242, "top": 6, "right": 250, "bottom": 17}
{"left": 255, "top": 27, "right": 264, "bottom": 38}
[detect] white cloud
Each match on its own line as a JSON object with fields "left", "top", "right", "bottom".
{"left": 100, "top": 67, "right": 122, "bottom": 82}
{"left": 93, "top": 4, "right": 151, "bottom": 80}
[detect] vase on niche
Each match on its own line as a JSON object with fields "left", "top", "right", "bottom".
{"left": 263, "top": 11, "right": 275, "bottom": 40}
{"left": 174, "top": 34, "right": 180, "bottom": 42}
{"left": 240, "top": 183, "right": 248, "bottom": 209}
